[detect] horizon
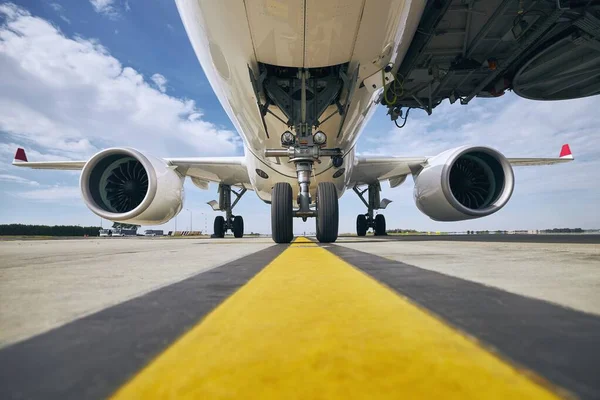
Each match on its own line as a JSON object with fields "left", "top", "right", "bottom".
{"left": 1, "top": 1, "right": 599, "bottom": 234}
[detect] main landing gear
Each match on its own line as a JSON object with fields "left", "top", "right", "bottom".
{"left": 353, "top": 182, "right": 392, "bottom": 236}
{"left": 207, "top": 184, "right": 247, "bottom": 238}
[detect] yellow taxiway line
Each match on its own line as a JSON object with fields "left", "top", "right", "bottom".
{"left": 112, "top": 239, "right": 561, "bottom": 399}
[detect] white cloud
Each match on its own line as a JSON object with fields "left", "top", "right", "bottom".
{"left": 0, "top": 4, "right": 239, "bottom": 161}
{"left": 0, "top": 3, "right": 21, "bottom": 20}
{"left": 151, "top": 73, "right": 167, "bottom": 93}
{"left": 14, "top": 186, "right": 80, "bottom": 201}
{"left": 89, "top": 0, "right": 116, "bottom": 16}
{"left": 0, "top": 174, "right": 39, "bottom": 186}
{"left": 379, "top": 94, "right": 599, "bottom": 157}
{"left": 49, "top": 2, "right": 71, "bottom": 23}
{"left": 364, "top": 94, "right": 600, "bottom": 194}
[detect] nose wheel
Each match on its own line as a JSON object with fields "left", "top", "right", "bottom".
{"left": 271, "top": 182, "right": 294, "bottom": 243}
{"left": 316, "top": 182, "right": 339, "bottom": 243}
{"left": 270, "top": 181, "right": 339, "bottom": 244}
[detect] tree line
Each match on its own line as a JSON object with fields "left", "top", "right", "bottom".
{"left": 0, "top": 224, "right": 102, "bottom": 236}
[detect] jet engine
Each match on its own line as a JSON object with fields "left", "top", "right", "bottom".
{"left": 413, "top": 146, "right": 514, "bottom": 221}
{"left": 80, "top": 148, "right": 184, "bottom": 225}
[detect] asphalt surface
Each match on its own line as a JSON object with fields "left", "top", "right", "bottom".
{"left": 336, "top": 237, "right": 600, "bottom": 315}
{"left": 0, "top": 237, "right": 274, "bottom": 347}
{"left": 339, "top": 233, "right": 600, "bottom": 244}
{"left": 0, "top": 236, "right": 599, "bottom": 399}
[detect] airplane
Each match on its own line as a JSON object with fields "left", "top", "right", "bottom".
{"left": 14, "top": 0, "right": 594, "bottom": 244}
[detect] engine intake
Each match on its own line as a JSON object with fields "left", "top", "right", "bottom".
{"left": 80, "top": 148, "right": 184, "bottom": 225}
{"left": 414, "top": 146, "right": 514, "bottom": 221}
{"left": 89, "top": 155, "right": 149, "bottom": 213}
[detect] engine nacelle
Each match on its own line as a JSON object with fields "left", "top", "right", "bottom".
{"left": 80, "top": 148, "right": 184, "bottom": 225}
{"left": 413, "top": 146, "right": 514, "bottom": 221}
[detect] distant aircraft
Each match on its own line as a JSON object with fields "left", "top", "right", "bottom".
{"left": 15, "top": 0, "right": 591, "bottom": 243}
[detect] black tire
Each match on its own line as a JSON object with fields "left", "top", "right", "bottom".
{"left": 316, "top": 182, "right": 339, "bottom": 243}
{"left": 214, "top": 215, "right": 225, "bottom": 238}
{"left": 271, "top": 182, "right": 293, "bottom": 243}
{"left": 356, "top": 214, "right": 367, "bottom": 236}
{"left": 374, "top": 214, "right": 386, "bottom": 236}
{"left": 316, "top": 216, "right": 322, "bottom": 238}
{"left": 233, "top": 215, "right": 244, "bottom": 238}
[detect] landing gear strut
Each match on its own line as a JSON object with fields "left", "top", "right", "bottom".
{"left": 353, "top": 182, "right": 391, "bottom": 236}
{"left": 208, "top": 184, "right": 246, "bottom": 238}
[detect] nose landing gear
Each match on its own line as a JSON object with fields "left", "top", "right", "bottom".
{"left": 256, "top": 64, "right": 353, "bottom": 244}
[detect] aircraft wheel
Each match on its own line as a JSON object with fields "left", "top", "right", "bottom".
{"left": 374, "top": 214, "right": 386, "bottom": 236}
{"left": 271, "top": 182, "right": 293, "bottom": 243}
{"left": 214, "top": 215, "right": 225, "bottom": 238}
{"left": 316, "top": 182, "right": 339, "bottom": 243}
{"left": 233, "top": 215, "right": 244, "bottom": 238}
{"left": 356, "top": 214, "right": 367, "bottom": 237}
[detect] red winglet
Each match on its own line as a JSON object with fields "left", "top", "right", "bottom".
{"left": 14, "top": 148, "right": 28, "bottom": 162}
{"left": 559, "top": 144, "right": 572, "bottom": 158}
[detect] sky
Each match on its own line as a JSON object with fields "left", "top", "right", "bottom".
{"left": 0, "top": 0, "right": 599, "bottom": 234}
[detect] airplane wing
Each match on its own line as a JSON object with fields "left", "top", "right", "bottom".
{"left": 506, "top": 144, "right": 574, "bottom": 166}
{"left": 12, "top": 148, "right": 251, "bottom": 189}
{"left": 164, "top": 157, "right": 250, "bottom": 188}
{"left": 350, "top": 144, "right": 573, "bottom": 187}
{"left": 10, "top": 148, "right": 87, "bottom": 170}
{"left": 349, "top": 157, "right": 427, "bottom": 188}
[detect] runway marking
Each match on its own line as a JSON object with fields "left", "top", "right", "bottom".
{"left": 112, "top": 239, "right": 560, "bottom": 399}
{"left": 0, "top": 244, "right": 287, "bottom": 400}
{"left": 291, "top": 235, "right": 318, "bottom": 247}
{"left": 328, "top": 245, "right": 600, "bottom": 399}
{"left": 292, "top": 236, "right": 313, "bottom": 243}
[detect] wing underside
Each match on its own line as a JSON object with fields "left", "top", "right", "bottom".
{"left": 165, "top": 157, "right": 251, "bottom": 189}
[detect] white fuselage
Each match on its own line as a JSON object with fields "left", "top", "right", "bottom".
{"left": 175, "top": 0, "right": 425, "bottom": 203}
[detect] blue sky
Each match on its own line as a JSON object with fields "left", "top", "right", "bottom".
{"left": 1, "top": 0, "right": 599, "bottom": 234}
